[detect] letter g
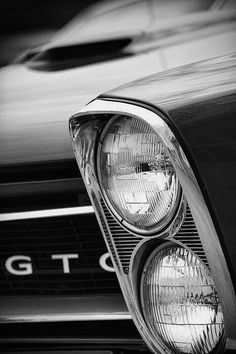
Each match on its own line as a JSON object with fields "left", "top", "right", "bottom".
{"left": 5, "top": 256, "right": 33, "bottom": 276}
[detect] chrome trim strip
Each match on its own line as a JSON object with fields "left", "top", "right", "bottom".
{"left": 0, "top": 206, "right": 94, "bottom": 221}
{"left": 0, "top": 338, "right": 143, "bottom": 345}
{"left": 0, "top": 295, "right": 131, "bottom": 323}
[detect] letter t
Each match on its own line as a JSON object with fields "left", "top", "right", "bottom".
{"left": 51, "top": 254, "right": 79, "bottom": 273}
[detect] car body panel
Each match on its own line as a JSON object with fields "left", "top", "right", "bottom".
{"left": 40, "top": 0, "right": 213, "bottom": 49}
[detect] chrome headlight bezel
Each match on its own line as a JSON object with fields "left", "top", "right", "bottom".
{"left": 70, "top": 98, "right": 235, "bottom": 354}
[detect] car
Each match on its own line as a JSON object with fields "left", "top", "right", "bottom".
{"left": 0, "top": 0, "right": 236, "bottom": 353}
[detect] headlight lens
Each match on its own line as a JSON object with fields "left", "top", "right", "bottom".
{"left": 98, "top": 115, "right": 180, "bottom": 234}
{"left": 141, "top": 245, "right": 224, "bottom": 353}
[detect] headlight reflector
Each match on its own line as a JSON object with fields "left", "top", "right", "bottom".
{"left": 141, "top": 245, "right": 224, "bottom": 353}
{"left": 98, "top": 115, "right": 180, "bottom": 234}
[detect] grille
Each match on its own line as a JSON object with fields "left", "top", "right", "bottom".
{"left": 0, "top": 213, "right": 120, "bottom": 296}
{"left": 173, "top": 205, "right": 209, "bottom": 267}
{"left": 101, "top": 200, "right": 141, "bottom": 271}
{"left": 100, "top": 200, "right": 208, "bottom": 270}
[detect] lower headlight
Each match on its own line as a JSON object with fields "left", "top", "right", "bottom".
{"left": 141, "top": 244, "right": 224, "bottom": 354}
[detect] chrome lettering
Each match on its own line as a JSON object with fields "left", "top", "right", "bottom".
{"left": 51, "top": 254, "right": 79, "bottom": 273}
{"left": 4, "top": 253, "right": 114, "bottom": 275}
{"left": 5, "top": 255, "right": 33, "bottom": 276}
{"left": 99, "top": 252, "right": 115, "bottom": 272}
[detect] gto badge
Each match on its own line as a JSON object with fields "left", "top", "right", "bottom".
{"left": 5, "top": 253, "right": 115, "bottom": 275}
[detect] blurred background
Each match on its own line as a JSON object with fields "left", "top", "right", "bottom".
{"left": 0, "top": 0, "right": 101, "bottom": 67}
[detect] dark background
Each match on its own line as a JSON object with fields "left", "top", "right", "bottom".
{"left": 0, "top": 0, "right": 101, "bottom": 66}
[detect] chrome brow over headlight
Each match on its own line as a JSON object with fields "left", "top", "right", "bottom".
{"left": 69, "top": 99, "right": 236, "bottom": 354}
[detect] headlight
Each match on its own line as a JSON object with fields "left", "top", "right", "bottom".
{"left": 141, "top": 244, "right": 224, "bottom": 353}
{"left": 97, "top": 115, "right": 181, "bottom": 234}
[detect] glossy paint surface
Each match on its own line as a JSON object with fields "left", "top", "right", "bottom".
{"left": 0, "top": 53, "right": 164, "bottom": 166}
{"left": 46, "top": 0, "right": 213, "bottom": 48}
{"left": 1, "top": 5, "right": 235, "bottom": 167}
{"left": 105, "top": 53, "right": 236, "bottom": 284}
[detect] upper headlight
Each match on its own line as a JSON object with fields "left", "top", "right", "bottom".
{"left": 97, "top": 114, "right": 181, "bottom": 234}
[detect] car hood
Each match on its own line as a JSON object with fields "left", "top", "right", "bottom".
{"left": 0, "top": 53, "right": 164, "bottom": 166}
{"left": 1, "top": 6, "right": 235, "bottom": 167}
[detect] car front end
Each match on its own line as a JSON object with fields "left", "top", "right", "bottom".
{"left": 69, "top": 53, "right": 236, "bottom": 353}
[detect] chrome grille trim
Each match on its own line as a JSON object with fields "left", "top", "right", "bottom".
{"left": 0, "top": 206, "right": 94, "bottom": 221}
{"left": 0, "top": 295, "right": 131, "bottom": 323}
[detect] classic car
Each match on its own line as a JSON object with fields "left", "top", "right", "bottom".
{"left": 0, "top": 0, "right": 235, "bottom": 353}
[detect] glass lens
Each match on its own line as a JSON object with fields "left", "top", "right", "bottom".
{"left": 141, "top": 246, "right": 224, "bottom": 353}
{"left": 99, "top": 115, "right": 180, "bottom": 233}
